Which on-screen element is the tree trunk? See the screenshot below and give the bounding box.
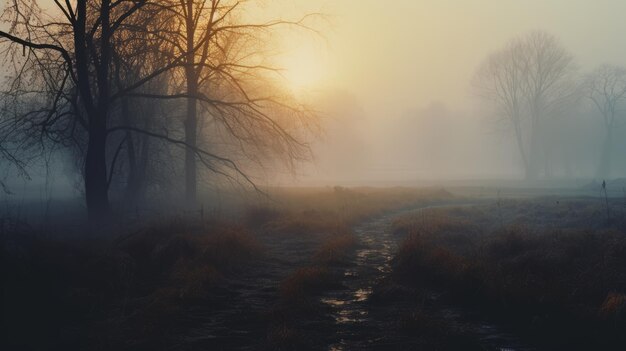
[124,130,151,205]
[597,129,613,179]
[124,128,141,204]
[85,120,110,221]
[527,113,541,180]
[512,119,530,180]
[184,0,198,206]
[122,97,142,205]
[137,134,150,200]
[185,79,198,205]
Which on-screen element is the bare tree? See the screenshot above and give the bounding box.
[474,39,530,176]
[474,31,578,179]
[140,0,318,205]
[0,0,319,219]
[586,64,626,179]
[521,32,579,178]
[108,4,178,205]
[0,0,206,218]
[0,0,162,220]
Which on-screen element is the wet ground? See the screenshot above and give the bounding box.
[172,202,537,350]
[172,233,324,350]
[320,204,534,350]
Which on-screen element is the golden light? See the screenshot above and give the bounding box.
[279,40,329,94]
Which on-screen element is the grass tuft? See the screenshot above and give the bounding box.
[279,267,337,301]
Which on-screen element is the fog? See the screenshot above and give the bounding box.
[262,0,626,185]
[6,2,626,349]
[4,0,626,203]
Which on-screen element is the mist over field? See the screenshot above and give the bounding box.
[2,1,626,350]
[4,0,626,198]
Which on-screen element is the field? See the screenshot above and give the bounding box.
[390,196,626,350]
[2,187,626,350]
[1,187,448,350]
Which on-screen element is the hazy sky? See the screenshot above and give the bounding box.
[6,0,626,188]
[260,0,626,182]
[266,0,626,115]
[21,0,626,113]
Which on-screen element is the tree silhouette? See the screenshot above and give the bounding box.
[0,0,319,220]
[586,64,626,179]
[474,31,578,179]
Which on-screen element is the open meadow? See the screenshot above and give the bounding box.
[4,187,625,350]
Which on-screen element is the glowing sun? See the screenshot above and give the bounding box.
[280,40,329,93]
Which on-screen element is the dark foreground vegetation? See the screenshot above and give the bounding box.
[2,187,448,350]
[4,188,626,350]
[391,197,626,350]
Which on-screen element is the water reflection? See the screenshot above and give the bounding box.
[322,204,534,350]
[321,298,348,306]
[354,288,371,301]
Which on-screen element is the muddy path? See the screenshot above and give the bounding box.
[169,201,536,350]
[320,202,536,350]
[171,232,325,350]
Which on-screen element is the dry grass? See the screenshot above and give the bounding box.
[278,229,356,302]
[600,292,626,320]
[249,186,452,235]
[266,323,309,350]
[271,187,450,298]
[393,200,626,348]
[279,266,338,301]
[2,218,261,349]
[398,307,485,351]
[2,186,455,349]
[266,187,455,348]
[312,228,357,265]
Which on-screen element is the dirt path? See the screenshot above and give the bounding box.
[321,203,535,350]
[170,202,536,350]
[173,234,323,350]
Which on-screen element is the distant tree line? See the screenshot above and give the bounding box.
[474,31,626,180]
[0,0,318,220]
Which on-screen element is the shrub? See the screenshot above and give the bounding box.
[313,229,357,265]
[600,292,626,321]
[279,267,337,301]
[392,201,626,348]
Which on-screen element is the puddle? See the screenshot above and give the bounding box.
[321,298,348,306]
[320,203,536,350]
[171,201,535,350]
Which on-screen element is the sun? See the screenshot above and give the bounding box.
[280,40,328,93]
